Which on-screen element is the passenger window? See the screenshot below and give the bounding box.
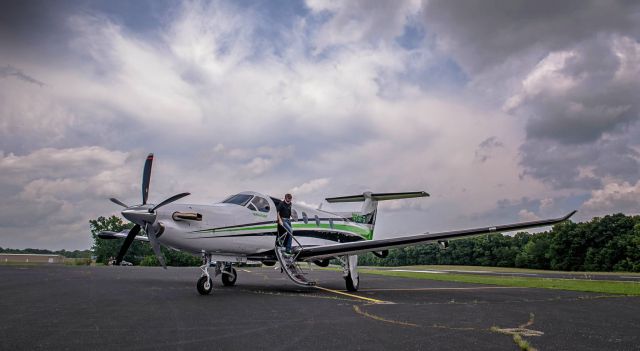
[250,196,271,213]
[302,212,308,224]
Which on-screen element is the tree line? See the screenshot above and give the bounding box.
[359,213,640,272]
[7,213,640,272]
[0,247,92,258]
[90,215,201,266]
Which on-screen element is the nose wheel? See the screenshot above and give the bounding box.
[197,276,213,295]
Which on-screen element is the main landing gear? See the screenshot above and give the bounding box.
[197,253,238,295]
[340,255,360,292]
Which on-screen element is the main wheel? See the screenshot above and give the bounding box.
[221,267,237,286]
[345,272,359,292]
[197,276,213,295]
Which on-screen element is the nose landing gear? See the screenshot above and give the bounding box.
[197,253,239,295]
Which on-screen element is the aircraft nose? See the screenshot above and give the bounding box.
[121,206,156,226]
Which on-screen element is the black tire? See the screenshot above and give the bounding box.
[221,267,237,286]
[345,272,359,292]
[197,276,213,295]
[262,261,276,267]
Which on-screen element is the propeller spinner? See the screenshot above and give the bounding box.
[110,153,190,268]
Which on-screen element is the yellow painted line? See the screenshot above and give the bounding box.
[314,286,392,304]
[360,287,525,292]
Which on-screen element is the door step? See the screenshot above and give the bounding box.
[275,248,316,287]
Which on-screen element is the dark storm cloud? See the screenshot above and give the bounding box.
[0,0,75,54]
[0,0,172,59]
[422,0,640,192]
[520,135,640,190]
[422,0,640,74]
[521,37,640,144]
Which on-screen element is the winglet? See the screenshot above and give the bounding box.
[562,210,578,221]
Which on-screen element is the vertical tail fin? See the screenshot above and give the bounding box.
[325,191,429,236]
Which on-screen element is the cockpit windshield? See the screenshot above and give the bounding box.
[221,194,253,206]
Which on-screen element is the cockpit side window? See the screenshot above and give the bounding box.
[222,194,253,206]
[250,196,271,213]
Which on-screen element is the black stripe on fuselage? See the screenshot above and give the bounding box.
[190,230,365,243]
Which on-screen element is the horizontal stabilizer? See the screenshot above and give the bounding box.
[325,191,429,203]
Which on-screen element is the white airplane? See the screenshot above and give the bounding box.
[99,154,576,294]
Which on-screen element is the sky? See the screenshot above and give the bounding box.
[1,0,639,250]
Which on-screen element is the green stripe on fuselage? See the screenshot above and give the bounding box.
[190,221,373,240]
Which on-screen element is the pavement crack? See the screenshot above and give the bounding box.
[352,304,419,327]
[490,313,543,351]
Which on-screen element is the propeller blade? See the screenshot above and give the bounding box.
[110,197,129,208]
[151,192,191,212]
[142,153,153,205]
[115,224,141,265]
[146,224,166,269]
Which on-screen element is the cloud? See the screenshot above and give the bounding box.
[518,209,540,222]
[474,136,504,162]
[508,36,640,144]
[0,65,44,86]
[422,1,640,195]
[583,180,640,216]
[0,0,638,250]
[306,0,421,52]
[422,0,640,75]
[0,147,137,249]
[290,178,330,195]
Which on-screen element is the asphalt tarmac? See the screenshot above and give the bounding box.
[1,265,638,350]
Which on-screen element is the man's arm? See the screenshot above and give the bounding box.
[276,202,283,225]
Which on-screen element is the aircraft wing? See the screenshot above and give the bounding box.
[295,210,577,260]
[98,230,149,242]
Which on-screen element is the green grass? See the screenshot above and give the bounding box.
[364,264,640,276]
[358,269,640,296]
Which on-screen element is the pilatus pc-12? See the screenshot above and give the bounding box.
[99,153,576,294]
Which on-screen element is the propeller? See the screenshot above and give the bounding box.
[142,153,153,205]
[108,153,190,268]
[115,224,141,265]
[146,224,167,268]
[110,198,128,208]
[152,192,191,212]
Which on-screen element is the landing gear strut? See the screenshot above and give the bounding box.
[197,253,213,295]
[341,255,359,292]
[197,253,239,294]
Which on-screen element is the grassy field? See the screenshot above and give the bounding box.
[357,268,640,296]
[365,264,640,276]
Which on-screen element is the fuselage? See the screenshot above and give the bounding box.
[153,191,373,260]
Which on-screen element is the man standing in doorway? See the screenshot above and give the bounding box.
[277,193,293,255]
